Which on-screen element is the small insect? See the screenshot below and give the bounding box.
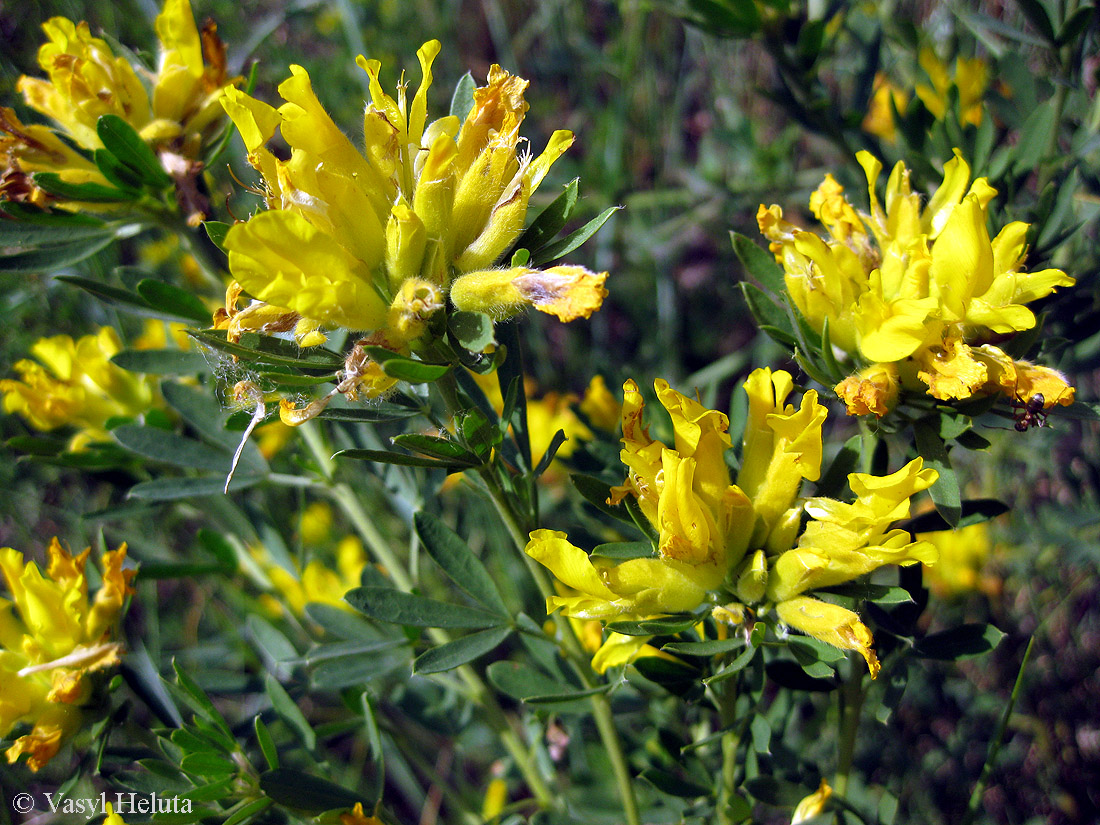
[1012,392,1047,432]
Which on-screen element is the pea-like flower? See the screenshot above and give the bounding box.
[220,41,607,351]
[758,150,1075,416]
[1,327,160,451]
[0,538,135,771]
[526,368,938,676]
[0,0,233,209]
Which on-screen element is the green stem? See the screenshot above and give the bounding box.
[474,468,641,825]
[715,677,741,825]
[833,657,866,798]
[297,421,554,808]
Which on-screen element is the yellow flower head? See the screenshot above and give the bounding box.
[916,48,989,127]
[254,536,367,617]
[526,369,938,676]
[1,538,135,770]
[1,327,160,450]
[1,0,234,201]
[919,521,1000,598]
[221,41,604,347]
[759,150,1075,414]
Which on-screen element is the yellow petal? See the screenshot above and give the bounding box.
[776,597,880,678]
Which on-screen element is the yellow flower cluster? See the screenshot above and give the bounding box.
[0,0,233,207]
[1,327,160,450]
[526,368,938,676]
[1,539,135,771]
[218,40,607,362]
[863,49,990,141]
[758,150,1075,417]
[252,535,368,618]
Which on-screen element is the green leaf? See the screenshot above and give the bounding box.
[54,276,174,321]
[913,623,1006,661]
[1013,102,1058,174]
[661,638,745,656]
[136,279,211,323]
[739,283,797,348]
[128,475,262,500]
[640,767,711,798]
[570,473,632,523]
[731,231,785,294]
[487,660,575,701]
[606,615,698,636]
[180,752,237,777]
[898,498,1009,533]
[258,768,364,812]
[222,798,275,825]
[816,434,860,498]
[1057,5,1094,45]
[914,419,961,527]
[0,211,109,245]
[530,205,620,266]
[449,310,497,353]
[590,541,655,560]
[189,329,344,370]
[97,113,173,186]
[819,582,913,606]
[514,178,579,253]
[0,234,116,273]
[704,640,760,685]
[248,614,298,665]
[32,171,131,203]
[162,382,242,452]
[358,692,384,803]
[333,448,473,470]
[265,674,316,750]
[313,404,421,423]
[413,626,513,674]
[303,604,383,640]
[414,511,508,614]
[111,348,212,375]
[1015,0,1056,40]
[112,424,247,474]
[204,220,230,251]
[172,661,233,737]
[379,358,450,383]
[750,715,772,755]
[254,716,279,770]
[392,433,481,465]
[449,71,477,121]
[345,587,507,629]
[94,148,143,192]
[765,659,838,692]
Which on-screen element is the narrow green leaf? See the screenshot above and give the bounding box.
[750,715,772,755]
[112,425,232,472]
[0,213,109,245]
[913,623,1006,661]
[524,684,612,704]
[180,752,237,777]
[94,148,143,192]
[661,638,745,656]
[914,419,961,527]
[128,475,262,500]
[204,220,230,251]
[248,615,298,665]
[32,171,131,202]
[449,72,477,121]
[189,329,344,370]
[740,283,796,346]
[172,661,232,736]
[704,641,759,685]
[732,231,785,294]
[254,716,279,770]
[379,359,450,383]
[570,473,632,523]
[487,661,573,701]
[359,692,384,803]
[392,433,481,464]
[313,404,421,423]
[531,429,567,479]
[414,511,508,614]
[137,279,211,323]
[258,768,364,812]
[265,674,316,750]
[590,541,655,560]
[606,615,698,636]
[413,626,512,674]
[111,348,212,375]
[1057,5,1094,45]
[514,178,579,253]
[97,113,173,186]
[640,767,711,798]
[333,448,473,470]
[346,586,506,629]
[530,205,620,265]
[1016,0,1055,40]
[0,234,116,273]
[221,798,274,825]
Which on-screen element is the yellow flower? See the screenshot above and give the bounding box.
[526,369,938,675]
[221,42,604,353]
[791,779,832,824]
[339,802,383,825]
[1,327,160,450]
[759,150,1075,414]
[104,804,127,825]
[254,536,367,617]
[862,73,907,141]
[1,0,234,206]
[1,538,135,771]
[919,521,1000,597]
[916,48,989,127]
